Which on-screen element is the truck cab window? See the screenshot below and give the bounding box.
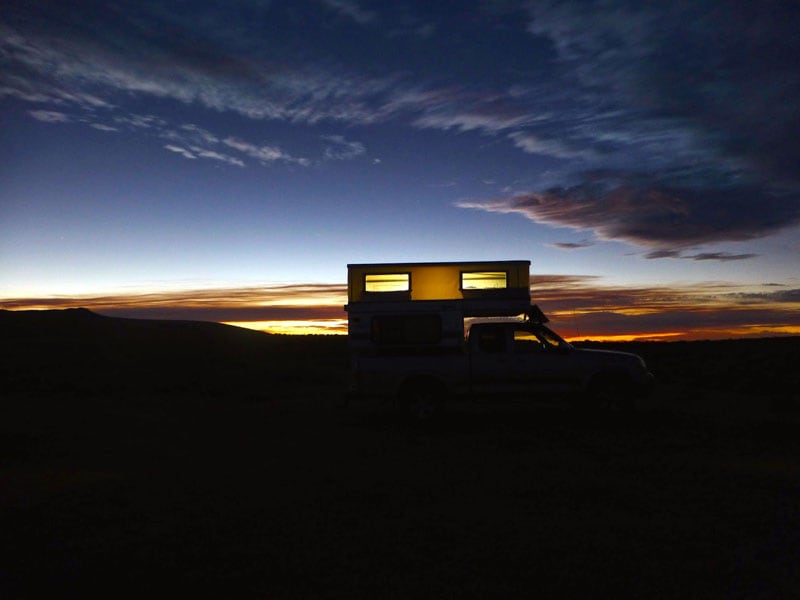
[537,326,569,350]
[476,327,506,353]
[514,330,545,353]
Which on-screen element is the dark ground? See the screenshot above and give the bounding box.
[2,309,799,598]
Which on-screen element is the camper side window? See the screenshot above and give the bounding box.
[365,273,410,293]
[461,271,507,290]
[371,315,441,345]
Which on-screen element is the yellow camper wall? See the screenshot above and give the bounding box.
[347,261,530,303]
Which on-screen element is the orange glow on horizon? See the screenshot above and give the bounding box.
[561,324,800,342]
[224,319,347,335]
[3,275,798,341]
[563,332,684,342]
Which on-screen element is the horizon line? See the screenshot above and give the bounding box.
[3,273,800,342]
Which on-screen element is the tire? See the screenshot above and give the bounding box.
[588,376,636,413]
[402,381,444,421]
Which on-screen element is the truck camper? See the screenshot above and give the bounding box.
[346,260,532,354]
[345,260,653,418]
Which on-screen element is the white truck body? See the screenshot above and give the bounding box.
[345,261,653,415]
[352,320,653,407]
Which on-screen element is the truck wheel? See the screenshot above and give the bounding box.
[589,377,635,413]
[403,382,443,421]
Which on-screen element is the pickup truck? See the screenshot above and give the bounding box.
[350,319,654,418]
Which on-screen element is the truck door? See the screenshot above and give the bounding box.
[468,324,516,395]
[511,327,576,395]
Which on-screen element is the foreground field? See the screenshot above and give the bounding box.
[2,310,799,597]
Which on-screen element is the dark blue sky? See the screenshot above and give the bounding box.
[2,0,799,337]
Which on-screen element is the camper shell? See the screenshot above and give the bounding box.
[346,260,531,304]
[345,260,533,354]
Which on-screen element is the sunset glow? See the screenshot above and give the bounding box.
[3,274,799,341]
[224,319,347,336]
[564,333,684,343]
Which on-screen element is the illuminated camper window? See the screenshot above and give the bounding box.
[364,273,410,293]
[461,271,507,290]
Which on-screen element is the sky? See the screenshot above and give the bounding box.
[1,0,799,340]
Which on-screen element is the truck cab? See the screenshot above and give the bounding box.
[467,320,653,407]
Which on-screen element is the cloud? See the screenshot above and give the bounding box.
[322,135,365,160]
[432,1,796,254]
[179,123,219,144]
[522,3,800,190]
[0,2,713,155]
[3,1,798,164]
[222,137,309,166]
[644,249,682,260]
[114,114,167,130]
[1,13,403,126]
[221,138,281,161]
[409,22,436,38]
[526,274,800,340]
[28,109,70,122]
[163,129,306,167]
[761,288,800,303]
[457,174,800,250]
[188,146,245,167]
[164,141,244,167]
[644,250,758,261]
[23,90,305,167]
[321,0,376,25]
[550,240,593,251]
[686,252,758,262]
[164,144,196,159]
[412,102,532,134]
[509,131,588,159]
[0,283,348,324]
[89,123,118,132]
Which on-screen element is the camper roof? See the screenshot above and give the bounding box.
[347,260,530,268]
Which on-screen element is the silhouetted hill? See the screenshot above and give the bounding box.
[0,308,348,397]
[0,307,266,341]
[2,308,798,409]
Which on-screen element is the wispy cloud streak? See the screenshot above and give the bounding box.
[321,0,376,25]
[530,275,800,340]
[322,135,365,160]
[0,283,347,324]
[28,109,70,122]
